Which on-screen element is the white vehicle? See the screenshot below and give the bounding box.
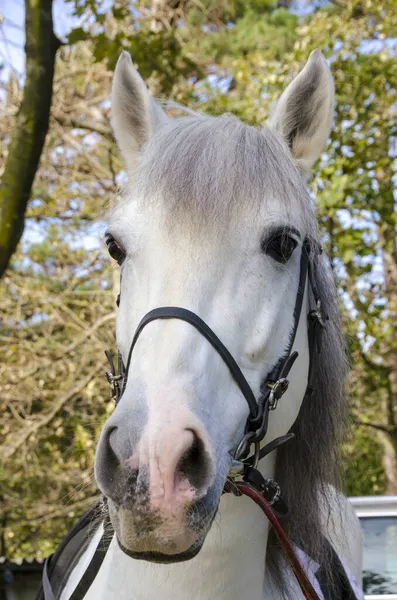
[350,496,397,600]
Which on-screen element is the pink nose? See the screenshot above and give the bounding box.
[129,425,213,512]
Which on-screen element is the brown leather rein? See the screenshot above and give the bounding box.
[231,481,321,600]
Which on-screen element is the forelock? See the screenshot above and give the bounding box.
[132,115,312,228]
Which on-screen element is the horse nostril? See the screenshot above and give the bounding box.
[96,425,120,490]
[176,429,212,494]
[107,426,119,458]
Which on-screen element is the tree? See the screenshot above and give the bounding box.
[0,0,304,560]
[0,0,60,277]
[0,44,118,558]
[1,0,396,561]
[290,0,397,493]
[198,0,397,494]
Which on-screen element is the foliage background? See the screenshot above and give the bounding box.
[0,0,396,559]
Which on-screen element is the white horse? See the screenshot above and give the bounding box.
[47,50,364,600]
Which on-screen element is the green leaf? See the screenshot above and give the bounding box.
[68,27,87,45]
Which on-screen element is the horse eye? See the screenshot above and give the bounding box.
[105,234,126,265]
[262,234,297,264]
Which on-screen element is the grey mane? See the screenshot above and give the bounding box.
[125,114,348,592]
[270,245,347,594]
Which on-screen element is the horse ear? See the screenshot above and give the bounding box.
[269,49,334,172]
[111,51,169,173]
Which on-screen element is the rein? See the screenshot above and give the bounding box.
[232,481,322,600]
[104,236,326,600]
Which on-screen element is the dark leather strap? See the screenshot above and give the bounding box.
[118,238,313,422]
[305,258,327,399]
[106,236,325,465]
[68,530,111,600]
[287,240,310,355]
[42,556,55,600]
[36,502,104,600]
[39,522,112,600]
[122,306,259,419]
[258,241,309,393]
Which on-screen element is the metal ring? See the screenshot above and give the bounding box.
[233,432,255,462]
[251,442,260,469]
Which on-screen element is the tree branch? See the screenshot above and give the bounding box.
[3,365,103,460]
[18,311,115,381]
[353,419,391,434]
[60,312,115,357]
[53,115,114,142]
[7,496,100,528]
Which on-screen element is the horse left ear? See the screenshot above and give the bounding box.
[269,49,334,172]
[111,51,169,174]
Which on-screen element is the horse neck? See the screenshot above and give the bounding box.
[85,454,276,600]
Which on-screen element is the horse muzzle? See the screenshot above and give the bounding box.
[95,409,219,558]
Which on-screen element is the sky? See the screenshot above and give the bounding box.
[0,0,25,79]
[0,0,81,81]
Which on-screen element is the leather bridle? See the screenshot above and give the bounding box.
[105,236,325,478]
[104,236,327,600]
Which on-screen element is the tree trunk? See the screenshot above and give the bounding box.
[379,157,397,493]
[0,0,60,277]
[382,432,397,494]
[384,239,397,444]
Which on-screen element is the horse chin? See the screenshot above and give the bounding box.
[116,536,205,563]
[107,498,218,563]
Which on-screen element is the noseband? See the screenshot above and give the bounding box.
[105,237,326,486]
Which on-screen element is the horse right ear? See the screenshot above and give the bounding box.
[111,52,169,173]
[268,50,334,173]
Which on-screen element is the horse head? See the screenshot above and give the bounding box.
[94,49,337,562]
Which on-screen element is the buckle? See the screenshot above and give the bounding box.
[309,299,326,328]
[263,477,281,506]
[243,467,281,506]
[266,377,289,410]
[105,371,123,400]
[104,349,124,401]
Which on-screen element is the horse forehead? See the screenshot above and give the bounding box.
[108,118,309,243]
[114,191,305,248]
